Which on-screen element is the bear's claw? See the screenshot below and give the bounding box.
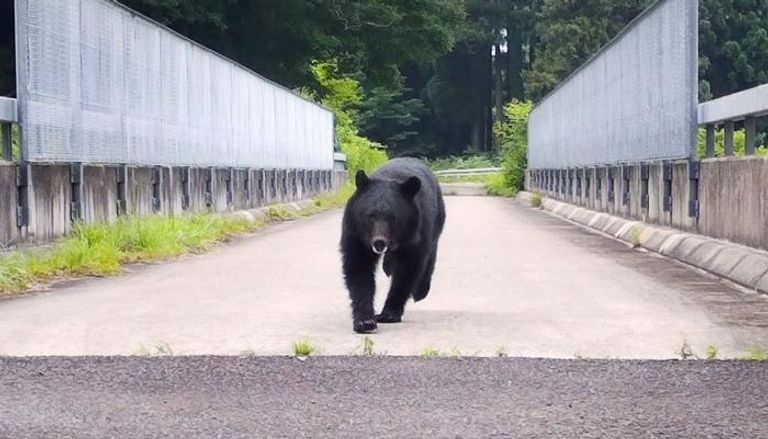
[353,319,378,333]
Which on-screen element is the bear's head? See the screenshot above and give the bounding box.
[349,170,422,255]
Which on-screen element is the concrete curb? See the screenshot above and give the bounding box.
[519,191,768,295]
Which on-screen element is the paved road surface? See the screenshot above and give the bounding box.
[1,356,766,438]
[0,196,767,358]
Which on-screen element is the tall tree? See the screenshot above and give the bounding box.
[699,0,768,100]
[524,0,651,101]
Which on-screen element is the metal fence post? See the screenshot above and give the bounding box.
[688,160,700,219]
[16,164,30,228]
[70,163,84,222]
[117,165,128,215]
[662,162,673,213]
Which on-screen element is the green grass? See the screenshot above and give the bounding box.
[529,191,542,208]
[359,335,375,356]
[740,345,767,361]
[705,345,719,360]
[420,347,442,358]
[0,187,353,297]
[292,339,317,357]
[485,173,518,197]
[437,174,496,184]
[629,225,643,248]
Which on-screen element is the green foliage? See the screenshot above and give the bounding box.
[700,0,768,100]
[292,338,317,357]
[705,345,719,360]
[307,61,388,176]
[529,191,542,208]
[420,347,441,358]
[525,0,651,101]
[493,100,533,193]
[0,190,352,296]
[696,127,768,158]
[486,173,518,197]
[360,336,375,356]
[740,345,766,361]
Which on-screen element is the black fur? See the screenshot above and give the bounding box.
[341,158,446,333]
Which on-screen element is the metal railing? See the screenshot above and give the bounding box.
[434,167,501,177]
[527,0,699,169]
[699,84,768,157]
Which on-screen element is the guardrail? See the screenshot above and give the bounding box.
[434,167,501,177]
[699,84,768,157]
[0,97,17,161]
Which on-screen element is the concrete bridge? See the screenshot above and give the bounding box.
[3,0,768,436]
[1,192,768,437]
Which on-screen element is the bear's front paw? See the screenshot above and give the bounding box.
[375,309,402,323]
[353,319,378,334]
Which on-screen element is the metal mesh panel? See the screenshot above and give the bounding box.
[527,0,698,169]
[15,0,335,169]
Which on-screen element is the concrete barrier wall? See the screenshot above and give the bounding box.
[0,164,19,246]
[527,156,768,251]
[699,156,768,250]
[0,164,346,245]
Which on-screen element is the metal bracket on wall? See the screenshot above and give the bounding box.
[70,162,83,222]
[607,166,615,203]
[151,166,162,212]
[576,169,582,198]
[226,168,234,206]
[205,168,213,208]
[622,164,631,206]
[16,164,30,227]
[640,164,650,209]
[116,165,128,215]
[595,167,603,200]
[662,162,673,212]
[244,169,251,203]
[688,160,700,219]
[180,167,190,210]
[584,168,591,198]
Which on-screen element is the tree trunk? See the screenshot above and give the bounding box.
[494,42,505,124]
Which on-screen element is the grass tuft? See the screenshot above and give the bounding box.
[629,225,643,248]
[740,345,767,361]
[530,191,543,208]
[0,187,353,297]
[420,347,441,358]
[292,339,317,357]
[359,335,375,356]
[678,340,697,360]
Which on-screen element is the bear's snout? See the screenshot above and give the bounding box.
[371,237,389,255]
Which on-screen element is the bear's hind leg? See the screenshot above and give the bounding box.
[412,247,437,302]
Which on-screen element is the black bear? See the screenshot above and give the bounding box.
[340,158,446,333]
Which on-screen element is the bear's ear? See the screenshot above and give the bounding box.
[355,170,369,190]
[400,176,421,198]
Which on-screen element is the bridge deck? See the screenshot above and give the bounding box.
[0,196,767,358]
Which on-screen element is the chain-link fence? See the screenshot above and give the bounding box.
[527,0,698,169]
[15,0,335,169]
